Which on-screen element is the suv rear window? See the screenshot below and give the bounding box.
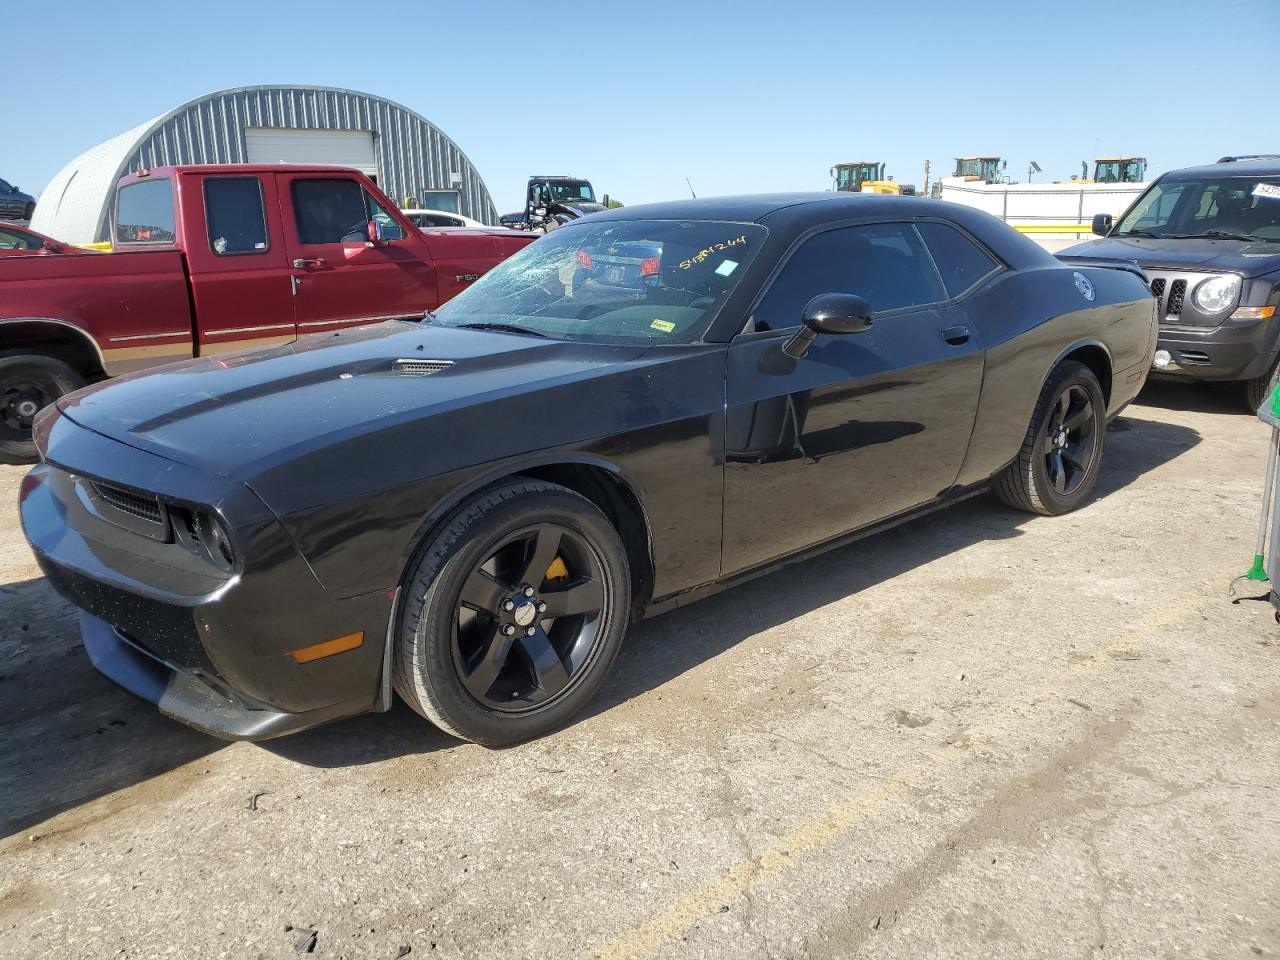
[204,177,268,255]
[116,179,175,244]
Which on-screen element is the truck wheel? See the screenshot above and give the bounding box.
[393,478,630,746]
[1244,358,1280,413]
[0,353,85,465]
[996,360,1106,516]
[22,203,35,221]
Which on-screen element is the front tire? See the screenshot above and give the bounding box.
[996,360,1106,516]
[0,352,85,465]
[393,479,630,746]
[1244,357,1280,413]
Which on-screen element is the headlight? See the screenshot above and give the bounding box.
[1192,274,1241,314]
[171,505,237,572]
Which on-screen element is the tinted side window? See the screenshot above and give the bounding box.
[292,178,369,244]
[205,177,268,255]
[916,221,999,297]
[753,223,944,329]
[116,179,175,244]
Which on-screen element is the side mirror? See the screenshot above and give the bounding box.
[41,238,64,253]
[1092,213,1113,237]
[782,293,873,359]
[367,219,381,243]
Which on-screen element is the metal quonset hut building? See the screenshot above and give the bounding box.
[31,84,498,244]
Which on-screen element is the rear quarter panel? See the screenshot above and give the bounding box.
[955,264,1156,487]
[0,251,195,374]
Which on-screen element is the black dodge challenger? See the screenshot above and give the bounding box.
[20,194,1157,746]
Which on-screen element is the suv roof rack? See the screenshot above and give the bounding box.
[1217,154,1280,163]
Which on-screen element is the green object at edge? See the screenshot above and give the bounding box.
[1246,553,1269,582]
[1271,382,1280,418]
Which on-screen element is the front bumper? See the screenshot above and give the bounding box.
[1155,316,1280,383]
[20,410,395,740]
[78,611,370,740]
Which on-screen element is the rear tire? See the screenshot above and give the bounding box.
[0,352,85,465]
[393,479,630,746]
[996,361,1106,516]
[1244,357,1280,413]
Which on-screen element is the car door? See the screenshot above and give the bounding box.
[183,173,298,355]
[278,173,437,334]
[721,221,985,575]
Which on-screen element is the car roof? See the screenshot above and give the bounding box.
[1162,158,1280,180]
[588,192,935,225]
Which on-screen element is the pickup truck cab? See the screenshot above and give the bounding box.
[0,164,535,462]
[1063,156,1280,410]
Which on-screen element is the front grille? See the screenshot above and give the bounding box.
[395,359,454,376]
[1146,269,1227,327]
[91,482,163,524]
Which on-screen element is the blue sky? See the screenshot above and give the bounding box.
[5,0,1278,215]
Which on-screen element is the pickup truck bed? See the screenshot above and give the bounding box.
[0,164,535,462]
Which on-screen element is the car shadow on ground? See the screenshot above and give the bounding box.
[268,411,1203,769]
[0,412,1205,826]
[1137,378,1254,419]
[0,577,224,838]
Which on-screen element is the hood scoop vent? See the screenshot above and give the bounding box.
[394,358,455,377]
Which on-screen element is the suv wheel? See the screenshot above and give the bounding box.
[1244,358,1280,413]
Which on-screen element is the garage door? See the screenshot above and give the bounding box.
[244,128,378,178]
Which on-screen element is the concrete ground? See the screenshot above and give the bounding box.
[2,380,1278,960]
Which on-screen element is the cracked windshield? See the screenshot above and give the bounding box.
[431,219,767,343]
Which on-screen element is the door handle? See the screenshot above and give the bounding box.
[942,324,971,346]
[292,257,327,269]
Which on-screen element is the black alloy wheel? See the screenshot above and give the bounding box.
[453,523,609,712]
[997,360,1106,516]
[393,478,630,746]
[1041,383,1098,498]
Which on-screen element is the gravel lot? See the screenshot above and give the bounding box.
[2,381,1278,960]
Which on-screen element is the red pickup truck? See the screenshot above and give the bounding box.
[0,164,535,463]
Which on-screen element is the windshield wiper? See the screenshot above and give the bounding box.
[1168,231,1262,242]
[1117,229,1164,238]
[453,322,555,339]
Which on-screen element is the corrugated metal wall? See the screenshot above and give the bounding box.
[118,86,497,230]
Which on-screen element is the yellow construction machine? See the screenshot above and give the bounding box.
[831,161,916,196]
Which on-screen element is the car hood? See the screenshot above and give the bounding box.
[560,201,607,218]
[1060,236,1280,278]
[56,321,650,480]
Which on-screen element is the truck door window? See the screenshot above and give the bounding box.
[116,178,175,244]
[292,178,370,244]
[204,177,269,255]
[364,191,406,241]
